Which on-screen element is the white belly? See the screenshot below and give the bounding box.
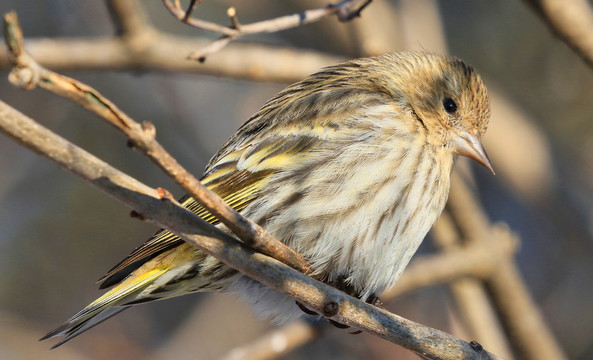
[233,140,453,322]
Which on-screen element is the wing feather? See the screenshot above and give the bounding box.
[96,136,318,289]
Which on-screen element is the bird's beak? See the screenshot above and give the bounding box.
[453,131,495,175]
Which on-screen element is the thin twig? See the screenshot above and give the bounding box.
[0,0,346,82]
[189,35,236,63]
[0,0,345,82]
[162,0,372,61]
[227,7,241,31]
[183,0,205,22]
[0,100,502,360]
[3,11,311,275]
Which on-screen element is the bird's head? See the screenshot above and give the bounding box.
[368,52,494,174]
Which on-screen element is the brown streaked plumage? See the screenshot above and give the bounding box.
[42,51,492,348]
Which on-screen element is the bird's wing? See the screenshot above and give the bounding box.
[98,134,321,289]
[96,72,365,290]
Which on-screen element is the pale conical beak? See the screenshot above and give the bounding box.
[453,131,495,175]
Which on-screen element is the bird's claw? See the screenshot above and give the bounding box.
[295,301,318,316]
[367,293,384,309]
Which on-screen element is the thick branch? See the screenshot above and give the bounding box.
[220,219,519,360]
[447,173,567,360]
[523,0,593,69]
[3,11,310,275]
[0,100,502,360]
[0,35,342,82]
[106,0,152,37]
[0,1,345,82]
[431,211,515,360]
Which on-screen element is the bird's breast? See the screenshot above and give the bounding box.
[244,134,454,300]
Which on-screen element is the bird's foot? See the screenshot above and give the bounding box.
[295,301,318,316]
[367,293,384,309]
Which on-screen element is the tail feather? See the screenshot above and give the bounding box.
[42,306,130,349]
[41,267,168,348]
[41,243,231,348]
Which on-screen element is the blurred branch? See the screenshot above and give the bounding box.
[384,228,517,297]
[3,11,311,275]
[220,223,519,360]
[0,100,501,360]
[0,0,345,82]
[432,211,515,360]
[0,35,343,82]
[106,0,153,37]
[448,173,568,360]
[396,2,566,359]
[161,0,372,61]
[217,214,517,360]
[221,322,319,360]
[522,0,593,69]
[348,0,403,56]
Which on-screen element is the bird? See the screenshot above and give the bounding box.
[41,51,492,348]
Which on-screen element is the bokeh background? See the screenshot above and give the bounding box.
[0,1,592,359]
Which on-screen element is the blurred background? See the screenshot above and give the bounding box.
[0,1,592,359]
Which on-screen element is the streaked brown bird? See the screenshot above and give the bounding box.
[42,51,492,348]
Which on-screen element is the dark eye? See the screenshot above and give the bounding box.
[443,98,457,114]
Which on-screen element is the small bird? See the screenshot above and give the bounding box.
[42,51,492,348]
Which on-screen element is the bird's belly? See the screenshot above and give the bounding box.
[306,191,445,300]
[250,171,449,301]
[235,142,453,320]
[229,186,448,324]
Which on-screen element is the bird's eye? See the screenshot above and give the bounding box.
[443,98,457,114]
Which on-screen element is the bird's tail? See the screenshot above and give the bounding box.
[41,239,236,349]
[40,267,169,349]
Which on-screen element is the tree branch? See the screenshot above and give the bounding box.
[221,321,319,360]
[220,218,519,360]
[106,0,153,37]
[447,172,568,360]
[0,99,502,360]
[522,0,593,69]
[0,34,343,82]
[0,1,347,83]
[385,225,518,298]
[3,11,311,275]
[161,0,372,61]
[1,10,506,358]
[431,211,515,360]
